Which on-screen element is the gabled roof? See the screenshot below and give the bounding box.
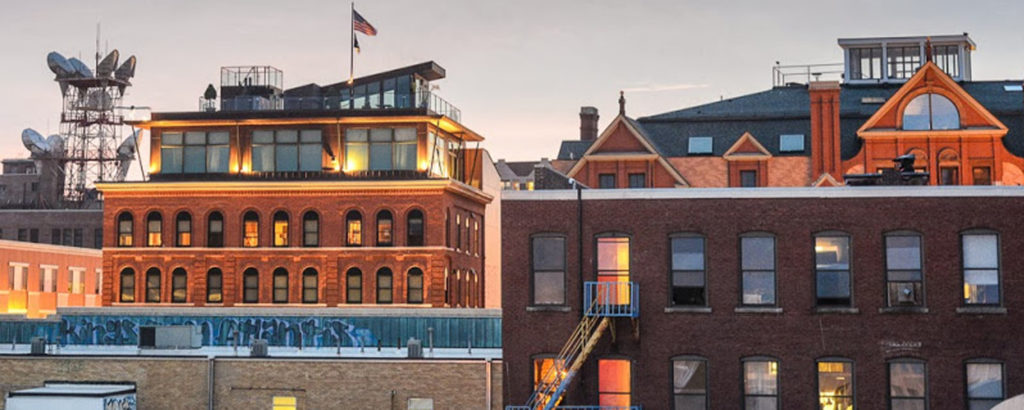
[723,132,772,160]
[556,140,595,160]
[566,115,689,186]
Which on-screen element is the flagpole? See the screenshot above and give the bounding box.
[349,2,354,84]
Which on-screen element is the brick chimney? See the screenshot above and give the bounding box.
[809,81,841,182]
[580,106,599,141]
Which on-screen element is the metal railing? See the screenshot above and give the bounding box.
[583,281,639,318]
[772,63,844,87]
[508,406,642,410]
[208,90,461,122]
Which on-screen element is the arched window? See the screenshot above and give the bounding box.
[273,268,289,303]
[346,210,362,246]
[206,268,223,303]
[906,148,928,173]
[938,149,960,185]
[119,267,135,302]
[242,268,259,303]
[346,268,362,304]
[273,211,289,247]
[145,267,161,303]
[672,356,709,407]
[117,212,133,247]
[207,212,224,247]
[302,268,318,303]
[171,267,187,303]
[302,211,319,247]
[376,210,393,246]
[376,267,393,304]
[407,268,424,304]
[175,212,192,247]
[407,210,424,246]
[146,212,162,247]
[242,211,259,248]
[903,93,960,130]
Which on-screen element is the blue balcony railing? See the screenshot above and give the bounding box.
[583,281,638,318]
[507,406,642,410]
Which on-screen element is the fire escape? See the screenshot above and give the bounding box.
[508,281,640,410]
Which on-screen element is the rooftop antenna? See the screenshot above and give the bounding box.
[95,22,101,70]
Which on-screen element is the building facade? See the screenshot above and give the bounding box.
[503,187,1022,409]
[98,62,498,308]
[0,239,102,318]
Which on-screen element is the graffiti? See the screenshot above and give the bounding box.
[104,394,137,410]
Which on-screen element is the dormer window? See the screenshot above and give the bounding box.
[903,93,960,131]
[688,137,713,155]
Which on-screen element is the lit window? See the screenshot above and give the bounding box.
[171,268,187,303]
[888,360,926,409]
[818,361,854,409]
[599,174,616,189]
[345,128,417,172]
[599,359,631,407]
[243,268,259,303]
[70,268,85,294]
[302,212,319,247]
[672,357,708,409]
[242,211,259,247]
[7,263,28,291]
[377,268,393,304]
[531,235,566,306]
[885,233,924,307]
[815,235,852,307]
[207,212,224,247]
[346,268,362,304]
[779,134,805,152]
[903,93,960,131]
[273,268,289,303]
[966,362,1004,409]
[302,268,318,304]
[39,265,56,293]
[741,236,776,306]
[146,212,162,247]
[346,211,362,246]
[376,210,393,246]
[145,267,161,303]
[272,396,296,410]
[688,137,713,155]
[670,235,706,307]
[206,268,223,303]
[119,268,135,303]
[273,211,289,247]
[407,210,425,246]
[117,212,133,247]
[743,358,779,409]
[407,268,424,304]
[533,356,566,390]
[597,236,630,304]
[175,212,192,247]
[962,233,1000,305]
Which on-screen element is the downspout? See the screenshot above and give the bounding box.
[208,357,216,410]
[485,358,493,409]
[575,183,585,403]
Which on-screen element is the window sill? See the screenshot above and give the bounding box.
[814,307,860,314]
[664,306,712,314]
[734,307,783,314]
[878,307,930,314]
[956,306,1007,315]
[527,306,571,313]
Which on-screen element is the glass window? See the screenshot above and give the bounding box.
[888,45,922,80]
[903,93,960,131]
[302,211,319,247]
[166,131,229,174]
[972,167,992,186]
[243,268,259,303]
[302,268,318,304]
[396,75,412,108]
[966,362,1004,410]
[532,235,566,306]
[160,132,183,174]
[119,268,135,303]
[597,236,630,305]
[849,47,882,80]
[382,78,396,108]
[365,128,417,171]
[275,130,299,172]
[207,132,230,173]
[886,234,924,307]
[740,170,758,188]
[533,356,567,390]
[171,268,187,303]
[818,361,854,410]
[344,129,369,172]
[117,212,133,247]
[145,267,161,303]
[353,84,366,108]
[273,268,288,303]
[741,236,776,306]
[889,360,926,410]
[815,235,851,307]
[671,235,706,306]
[628,173,646,188]
[206,268,223,303]
[184,132,207,173]
[252,130,321,172]
[932,45,961,78]
[367,81,381,108]
[370,129,393,171]
[688,137,713,154]
[207,212,224,247]
[779,134,805,152]
[176,212,192,247]
[252,131,274,172]
[407,210,424,246]
[673,357,708,410]
[407,268,424,304]
[146,213,162,247]
[940,167,959,185]
[963,233,1000,305]
[599,174,616,189]
[376,210,393,246]
[744,359,779,410]
[377,268,393,304]
[599,359,631,407]
[346,268,362,304]
[346,211,362,246]
[273,211,289,247]
[298,130,322,172]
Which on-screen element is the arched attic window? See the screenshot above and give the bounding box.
[903,93,960,131]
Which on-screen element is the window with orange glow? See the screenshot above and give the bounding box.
[599,359,631,407]
[145,268,161,303]
[376,210,393,246]
[146,212,162,247]
[273,211,289,247]
[119,268,135,303]
[818,361,853,410]
[176,212,192,247]
[533,356,567,389]
[346,211,363,246]
[117,212,133,247]
[243,211,259,248]
[597,236,630,304]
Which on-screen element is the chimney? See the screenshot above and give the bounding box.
[809,81,842,183]
[579,106,599,141]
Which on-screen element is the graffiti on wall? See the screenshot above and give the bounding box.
[104,394,137,410]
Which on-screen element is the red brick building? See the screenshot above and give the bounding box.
[98,62,497,308]
[0,239,102,318]
[502,187,1022,409]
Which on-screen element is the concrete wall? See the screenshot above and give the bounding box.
[0,356,503,410]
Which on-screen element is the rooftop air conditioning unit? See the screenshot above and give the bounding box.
[407,338,423,359]
[250,339,269,357]
[897,283,918,305]
[29,337,46,355]
[138,325,202,349]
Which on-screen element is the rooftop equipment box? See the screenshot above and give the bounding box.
[5,382,136,410]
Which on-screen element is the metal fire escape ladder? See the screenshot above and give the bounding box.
[524,299,611,410]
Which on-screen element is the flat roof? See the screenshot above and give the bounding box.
[1,344,502,360]
[838,33,975,48]
[8,383,135,397]
[502,186,1024,201]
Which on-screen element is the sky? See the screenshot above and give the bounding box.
[2,0,1024,170]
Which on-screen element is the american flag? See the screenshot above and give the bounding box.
[353,10,377,36]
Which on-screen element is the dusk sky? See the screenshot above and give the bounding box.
[2,0,1023,169]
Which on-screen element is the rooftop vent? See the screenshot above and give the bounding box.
[861,97,886,104]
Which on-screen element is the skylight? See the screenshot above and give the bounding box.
[688,137,713,155]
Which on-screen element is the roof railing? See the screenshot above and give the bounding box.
[772,63,844,87]
[204,90,461,122]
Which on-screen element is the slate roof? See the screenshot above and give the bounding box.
[556,140,594,160]
[556,80,1024,161]
[503,161,539,178]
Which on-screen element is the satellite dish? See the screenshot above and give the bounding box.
[21,128,50,156]
[96,49,119,78]
[45,134,64,154]
[67,57,93,78]
[114,55,136,81]
[46,52,74,78]
[116,133,137,159]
